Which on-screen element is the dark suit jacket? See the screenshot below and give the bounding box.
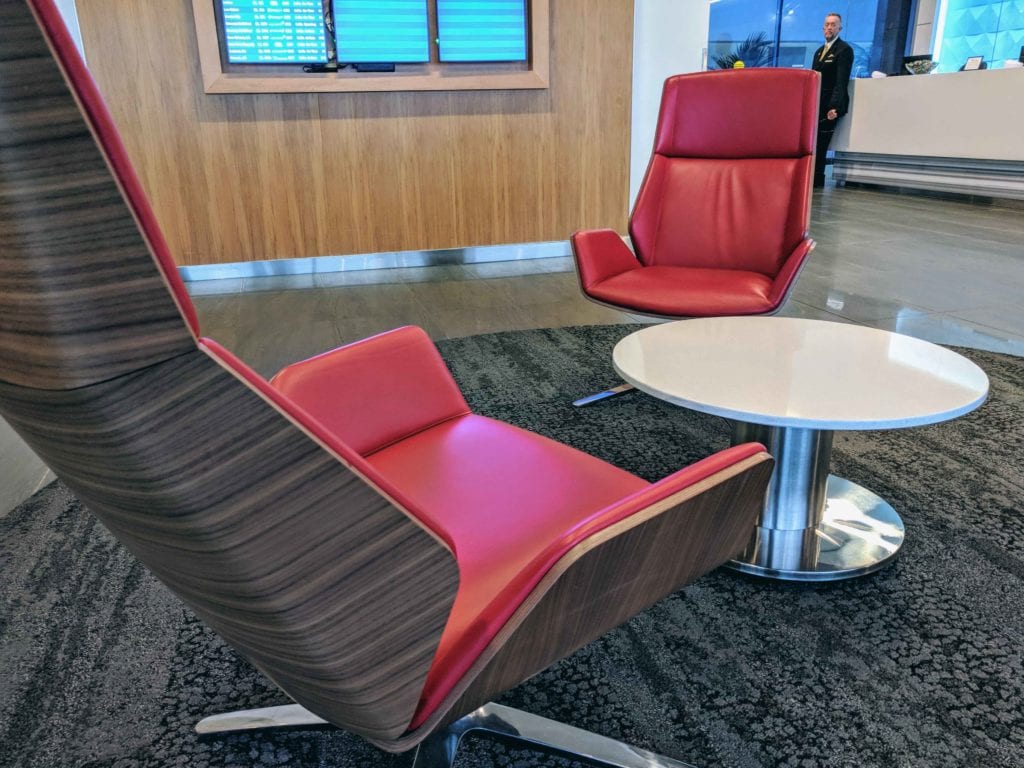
[812,37,854,119]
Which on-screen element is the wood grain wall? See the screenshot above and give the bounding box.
[75,0,634,266]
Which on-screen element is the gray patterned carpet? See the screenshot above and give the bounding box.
[1,324,1022,768]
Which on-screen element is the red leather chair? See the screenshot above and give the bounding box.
[571,68,819,406]
[0,2,773,765]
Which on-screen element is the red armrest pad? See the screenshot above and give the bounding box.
[768,237,814,307]
[564,442,767,544]
[270,326,471,457]
[571,229,641,292]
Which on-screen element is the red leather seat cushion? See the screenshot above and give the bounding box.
[204,334,765,731]
[587,265,776,316]
[366,413,648,727]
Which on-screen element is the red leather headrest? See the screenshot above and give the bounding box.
[653,69,819,159]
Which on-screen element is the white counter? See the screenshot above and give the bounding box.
[831,68,1024,199]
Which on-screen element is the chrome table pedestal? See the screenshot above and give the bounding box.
[726,423,904,581]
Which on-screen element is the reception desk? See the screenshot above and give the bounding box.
[831,68,1024,199]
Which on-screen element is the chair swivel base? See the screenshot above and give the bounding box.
[195,703,327,733]
[196,702,698,767]
[573,383,636,407]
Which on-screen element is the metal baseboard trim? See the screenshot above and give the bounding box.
[179,241,572,282]
[833,152,1024,202]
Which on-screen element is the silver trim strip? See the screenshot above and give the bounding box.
[180,241,572,282]
[833,152,1024,201]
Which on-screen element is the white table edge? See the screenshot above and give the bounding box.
[613,361,991,430]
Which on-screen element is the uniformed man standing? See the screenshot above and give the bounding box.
[811,13,853,187]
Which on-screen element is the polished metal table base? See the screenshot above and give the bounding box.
[728,423,904,582]
[727,475,905,581]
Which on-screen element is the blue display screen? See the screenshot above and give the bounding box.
[334,0,430,63]
[221,0,328,64]
[437,0,528,62]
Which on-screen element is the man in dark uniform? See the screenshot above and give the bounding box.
[811,13,854,187]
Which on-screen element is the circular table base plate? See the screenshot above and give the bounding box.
[726,475,905,582]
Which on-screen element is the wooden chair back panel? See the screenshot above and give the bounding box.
[0,347,459,741]
[0,0,195,390]
[1,0,462,741]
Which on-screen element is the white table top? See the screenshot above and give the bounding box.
[613,317,989,429]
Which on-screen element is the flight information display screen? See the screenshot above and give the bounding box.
[220,0,329,64]
[333,0,430,64]
[437,0,527,62]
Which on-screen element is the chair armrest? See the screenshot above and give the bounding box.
[452,445,772,725]
[557,442,769,546]
[271,326,470,456]
[571,229,641,292]
[392,443,773,747]
[768,237,815,308]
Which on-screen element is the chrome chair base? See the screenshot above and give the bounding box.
[196,702,697,767]
[572,383,636,407]
[195,703,327,733]
[411,703,698,768]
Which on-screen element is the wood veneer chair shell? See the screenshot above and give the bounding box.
[0,0,458,740]
[0,0,196,390]
[0,0,775,762]
[0,346,462,742]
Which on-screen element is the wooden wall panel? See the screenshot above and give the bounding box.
[76,0,633,266]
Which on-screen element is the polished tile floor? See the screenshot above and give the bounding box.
[189,186,1024,377]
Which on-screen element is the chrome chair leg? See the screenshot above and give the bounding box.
[195,701,697,767]
[194,704,326,734]
[572,383,636,407]
[411,702,699,768]
[410,728,461,767]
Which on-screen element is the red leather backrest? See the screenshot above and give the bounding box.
[630,69,818,276]
[653,69,818,159]
[632,155,812,273]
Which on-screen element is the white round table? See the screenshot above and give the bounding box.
[613,317,990,581]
